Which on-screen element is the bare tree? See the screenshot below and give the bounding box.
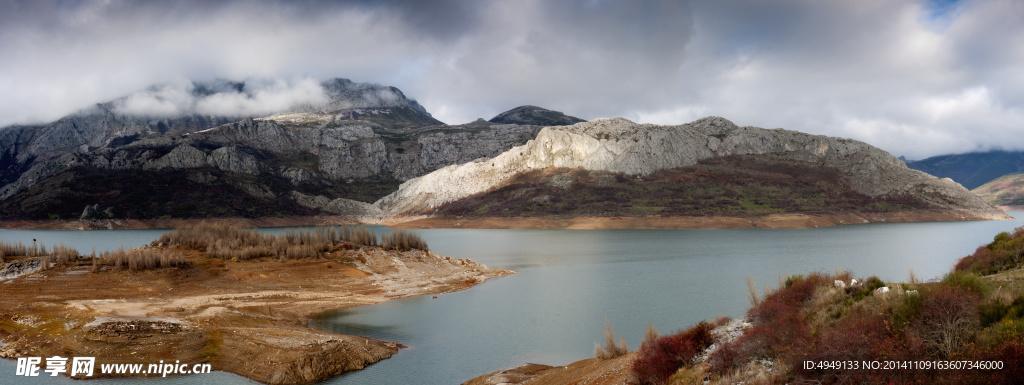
[913,287,979,357]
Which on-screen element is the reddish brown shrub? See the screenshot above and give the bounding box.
[706,337,745,375]
[631,321,714,385]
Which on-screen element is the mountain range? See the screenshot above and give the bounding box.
[0,78,1008,226]
[0,79,564,220]
[904,150,1024,190]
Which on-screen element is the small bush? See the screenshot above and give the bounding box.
[941,270,991,296]
[980,296,1024,328]
[631,321,714,385]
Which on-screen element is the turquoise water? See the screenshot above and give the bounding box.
[1,214,1022,384]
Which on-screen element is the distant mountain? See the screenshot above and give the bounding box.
[905,151,1024,190]
[0,78,546,221]
[488,106,585,126]
[376,117,1008,227]
[972,173,1024,208]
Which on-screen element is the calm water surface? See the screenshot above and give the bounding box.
[1,214,1022,384]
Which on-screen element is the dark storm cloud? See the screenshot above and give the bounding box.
[1,0,1022,159]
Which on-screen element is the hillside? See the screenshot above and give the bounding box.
[972,172,1024,209]
[905,150,1024,190]
[0,80,550,221]
[488,105,585,126]
[377,117,1009,227]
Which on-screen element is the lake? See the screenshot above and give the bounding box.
[1,213,1022,384]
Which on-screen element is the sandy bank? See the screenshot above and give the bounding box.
[0,247,512,384]
[389,210,1013,230]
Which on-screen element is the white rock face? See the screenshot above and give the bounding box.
[375,116,1008,220]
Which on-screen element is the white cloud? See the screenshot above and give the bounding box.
[194,78,328,117]
[1,0,1023,159]
[111,77,329,118]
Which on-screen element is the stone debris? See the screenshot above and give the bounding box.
[0,257,44,281]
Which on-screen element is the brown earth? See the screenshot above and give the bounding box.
[0,247,512,384]
[388,210,1009,230]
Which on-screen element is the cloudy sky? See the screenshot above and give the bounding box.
[1,0,1022,159]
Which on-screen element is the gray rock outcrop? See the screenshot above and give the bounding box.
[376,117,1008,220]
[0,257,44,281]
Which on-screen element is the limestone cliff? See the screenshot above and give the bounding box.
[376,117,1008,221]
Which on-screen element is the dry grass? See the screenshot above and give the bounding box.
[381,230,428,251]
[747,275,760,307]
[707,359,783,385]
[0,240,81,267]
[642,321,660,347]
[100,248,188,271]
[594,317,629,360]
[154,222,398,261]
[339,226,378,247]
[0,239,54,258]
[48,244,79,266]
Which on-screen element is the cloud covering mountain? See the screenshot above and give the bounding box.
[2,0,1023,159]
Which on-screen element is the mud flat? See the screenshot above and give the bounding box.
[0,246,511,384]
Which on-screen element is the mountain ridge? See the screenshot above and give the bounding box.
[375,117,1007,224]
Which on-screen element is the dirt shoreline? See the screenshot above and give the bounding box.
[389,210,1014,230]
[0,247,512,384]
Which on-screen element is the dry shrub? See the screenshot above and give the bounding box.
[667,363,707,385]
[711,315,732,328]
[101,248,189,271]
[912,286,979,358]
[631,321,714,385]
[339,226,378,246]
[747,275,760,307]
[48,244,79,266]
[594,317,629,359]
[643,321,660,347]
[709,359,783,385]
[0,240,30,257]
[794,315,906,384]
[381,230,428,251]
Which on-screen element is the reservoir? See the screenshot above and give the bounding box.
[1,213,1022,384]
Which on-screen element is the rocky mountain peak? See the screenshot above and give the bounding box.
[688,116,739,135]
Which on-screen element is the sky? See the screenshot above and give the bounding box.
[1,0,1022,160]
